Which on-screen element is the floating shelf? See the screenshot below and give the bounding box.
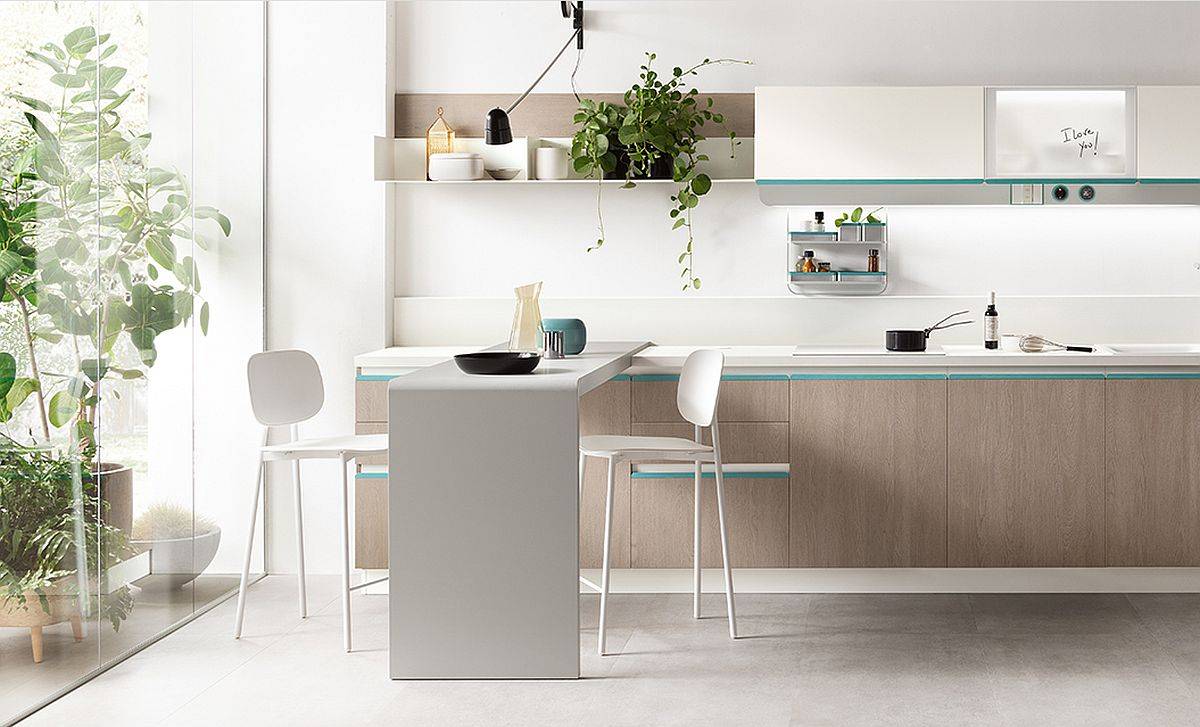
[787,213,888,296]
[374,135,755,184]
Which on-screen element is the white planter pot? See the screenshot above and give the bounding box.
[132,527,221,590]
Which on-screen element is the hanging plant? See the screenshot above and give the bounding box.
[570,52,751,290]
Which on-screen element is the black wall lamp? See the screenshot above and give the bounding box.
[485,2,584,145]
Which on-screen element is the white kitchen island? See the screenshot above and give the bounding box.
[388,341,650,680]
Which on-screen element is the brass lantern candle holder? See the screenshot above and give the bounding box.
[425,106,455,180]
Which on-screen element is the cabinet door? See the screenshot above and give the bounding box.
[1106,378,1200,566]
[354,474,389,569]
[755,86,985,181]
[947,378,1105,567]
[579,379,632,568]
[632,378,789,423]
[1137,86,1200,179]
[790,378,948,567]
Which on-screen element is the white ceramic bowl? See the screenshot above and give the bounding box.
[428,152,484,181]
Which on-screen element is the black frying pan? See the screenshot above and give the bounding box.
[886,310,974,352]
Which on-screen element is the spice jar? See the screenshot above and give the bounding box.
[867,248,880,273]
[817,261,831,272]
[800,250,817,273]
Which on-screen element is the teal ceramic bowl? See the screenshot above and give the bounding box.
[542,318,587,355]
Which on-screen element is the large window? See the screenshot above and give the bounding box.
[0,3,264,722]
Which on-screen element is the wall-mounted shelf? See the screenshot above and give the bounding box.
[374,135,754,184]
[787,213,888,296]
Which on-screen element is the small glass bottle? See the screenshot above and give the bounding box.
[800,250,817,273]
[867,248,880,273]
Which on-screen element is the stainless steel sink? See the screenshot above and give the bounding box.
[1107,344,1200,355]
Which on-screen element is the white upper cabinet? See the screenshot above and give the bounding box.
[1138,86,1200,179]
[755,87,985,181]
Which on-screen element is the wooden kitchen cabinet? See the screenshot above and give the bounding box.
[789,378,948,567]
[579,379,632,569]
[355,378,390,423]
[947,377,1106,567]
[630,475,789,568]
[631,377,789,423]
[631,422,788,464]
[1106,378,1200,566]
[354,474,389,569]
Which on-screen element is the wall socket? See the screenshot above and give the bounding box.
[1010,184,1044,205]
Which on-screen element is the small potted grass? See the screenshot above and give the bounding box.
[132,503,221,590]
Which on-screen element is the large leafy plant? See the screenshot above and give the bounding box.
[0,443,133,630]
[571,53,750,290]
[1,26,230,449]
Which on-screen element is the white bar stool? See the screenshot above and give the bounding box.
[234,349,387,652]
[579,349,736,655]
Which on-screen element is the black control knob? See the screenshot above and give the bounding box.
[1052,184,1069,201]
[1079,185,1095,202]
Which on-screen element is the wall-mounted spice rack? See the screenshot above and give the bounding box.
[786,214,888,296]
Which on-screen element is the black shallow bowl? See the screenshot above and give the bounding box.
[453,351,541,375]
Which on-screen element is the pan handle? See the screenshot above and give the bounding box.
[924,310,972,335]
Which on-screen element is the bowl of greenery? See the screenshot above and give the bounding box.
[132,502,220,591]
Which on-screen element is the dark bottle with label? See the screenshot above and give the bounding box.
[984,291,999,350]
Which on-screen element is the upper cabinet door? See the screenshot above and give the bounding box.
[755,86,985,181]
[1138,86,1200,180]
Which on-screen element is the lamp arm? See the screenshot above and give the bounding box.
[505,27,581,115]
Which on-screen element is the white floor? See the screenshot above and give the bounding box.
[16,575,1200,726]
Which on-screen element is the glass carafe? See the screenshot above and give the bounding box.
[508,281,544,352]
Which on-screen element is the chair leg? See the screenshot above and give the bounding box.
[234,448,267,639]
[597,456,616,656]
[713,452,737,639]
[693,459,702,620]
[339,455,353,652]
[291,424,308,619]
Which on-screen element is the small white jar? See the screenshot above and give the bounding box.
[535,146,569,180]
[428,152,484,181]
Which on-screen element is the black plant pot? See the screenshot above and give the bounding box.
[605,144,674,181]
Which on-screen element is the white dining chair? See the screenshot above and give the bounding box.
[579,349,736,655]
[234,349,387,652]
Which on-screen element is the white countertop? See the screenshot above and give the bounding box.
[356,343,1200,373]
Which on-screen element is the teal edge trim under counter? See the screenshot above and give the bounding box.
[356,374,399,381]
[630,374,789,382]
[790,373,947,381]
[355,472,388,479]
[631,471,790,480]
[948,372,1106,380]
[1107,372,1200,380]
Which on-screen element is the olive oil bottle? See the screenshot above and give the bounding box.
[984,292,999,350]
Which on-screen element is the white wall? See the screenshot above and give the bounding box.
[266,1,392,574]
[393,1,1200,346]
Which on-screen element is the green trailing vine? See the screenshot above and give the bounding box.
[571,52,750,290]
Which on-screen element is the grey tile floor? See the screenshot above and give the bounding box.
[15,576,1200,726]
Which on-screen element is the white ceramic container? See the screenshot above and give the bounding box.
[428,152,484,181]
[535,146,569,180]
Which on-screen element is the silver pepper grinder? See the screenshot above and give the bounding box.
[542,330,565,359]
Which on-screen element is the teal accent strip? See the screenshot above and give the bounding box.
[790,373,946,381]
[632,374,789,382]
[1107,372,1200,380]
[355,472,388,479]
[1138,178,1200,185]
[609,374,631,381]
[949,373,1105,380]
[758,178,982,186]
[632,471,789,480]
[356,374,399,381]
[984,178,1137,185]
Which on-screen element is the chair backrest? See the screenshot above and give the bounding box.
[247,349,324,426]
[676,349,725,427]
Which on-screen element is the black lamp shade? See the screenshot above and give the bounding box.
[485,108,512,145]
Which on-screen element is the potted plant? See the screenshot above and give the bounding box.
[131,502,221,590]
[570,52,750,289]
[0,443,133,662]
[0,27,230,504]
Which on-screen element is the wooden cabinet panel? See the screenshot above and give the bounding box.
[947,378,1105,567]
[354,475,388,569]
[756,86,985,181]
[790,379,947,567]
[631,422,788,463]
[354,422,387,466]
[630,476,789,568]
[1137,86,1200,179]
[579,380,631,569]
[632,378,788,423]
[355,378,390,423]
[1106,379,1200,566]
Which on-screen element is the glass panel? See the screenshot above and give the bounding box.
[988,87,1136,178]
